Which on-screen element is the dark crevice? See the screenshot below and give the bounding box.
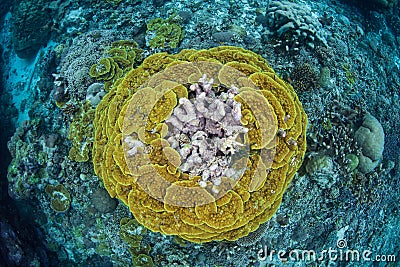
[0,11,59,265]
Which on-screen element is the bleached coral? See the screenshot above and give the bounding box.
[165,74,248,185]
[124,136,145,156]
[86,83,106,107]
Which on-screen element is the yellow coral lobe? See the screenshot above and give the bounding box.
[122,87,157,135]
[234,90,278,149]
[92,46,307,243]
[147,90,177,124]
[248,155,268,192]
[162,62,202,85]
[225,61,261,76]
[165,181,215,208]
[162,147,181,171]
[218,64,248,88]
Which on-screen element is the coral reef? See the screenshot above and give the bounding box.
[2,0,400,265]
[266,0,328,51]
[146,15,184,49]
[92,46,307,243]
[89,40,143,91]
[68,101,95,162]
[58,30,127,102]
[7,120,49,200]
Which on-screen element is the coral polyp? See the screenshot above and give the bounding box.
[92,46,307,243]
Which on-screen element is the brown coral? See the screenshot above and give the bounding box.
[290,63,319,92]
[93,46,307,242]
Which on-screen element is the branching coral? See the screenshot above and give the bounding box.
[290,63,319,92]
[92,46,307,243]
[58,30,127,102]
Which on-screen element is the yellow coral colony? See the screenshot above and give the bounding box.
[92,46,307,242]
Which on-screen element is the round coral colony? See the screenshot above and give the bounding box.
[92,46,307,242]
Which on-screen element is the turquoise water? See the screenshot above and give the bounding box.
[0,0,399,266]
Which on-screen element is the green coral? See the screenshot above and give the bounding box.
[119,218,154,267]
[68,101,95,162]
[322,117,332,131]
[345,153,359,172]
[95,242,109,256]
[7,120,48,199]
[343,63,357,85]
[147,14,184,49]
[90,40,142,91]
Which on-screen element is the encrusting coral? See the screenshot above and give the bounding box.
[68,101,96,162]
[92,46,307,242]
[354,113,385,173]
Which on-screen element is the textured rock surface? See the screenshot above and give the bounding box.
[266,0,328,50]
[92,188,118,214]
[12,0,52,58]
[355,113,385,173]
